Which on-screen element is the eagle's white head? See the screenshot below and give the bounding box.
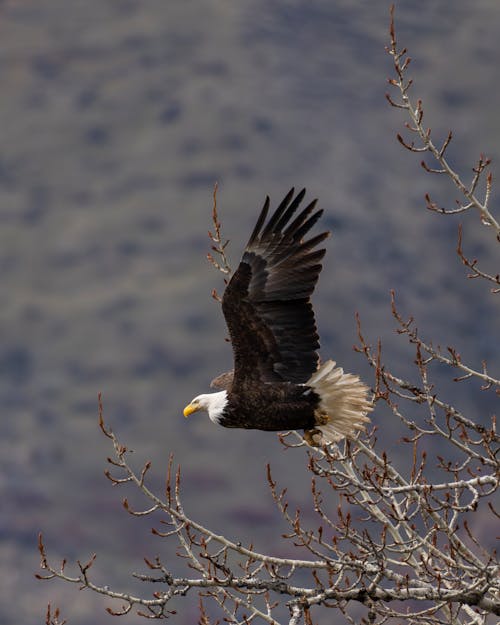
[183,391,228,424]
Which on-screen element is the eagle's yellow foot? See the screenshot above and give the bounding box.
[315,411,330,425]
[304,429,322,446]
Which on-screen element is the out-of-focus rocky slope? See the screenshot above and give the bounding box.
[0,2,498,623]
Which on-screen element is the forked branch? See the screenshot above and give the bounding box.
[37,400,499,623]
[387,5,500,241]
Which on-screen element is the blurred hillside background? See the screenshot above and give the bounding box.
[1,1,498,623]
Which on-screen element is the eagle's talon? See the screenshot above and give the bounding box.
[304,429,322,447]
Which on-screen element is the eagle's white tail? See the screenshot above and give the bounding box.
[306,360,373,446]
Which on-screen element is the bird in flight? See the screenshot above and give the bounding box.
[183,189,373,446]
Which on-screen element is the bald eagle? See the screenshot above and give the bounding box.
[183,189,373,446]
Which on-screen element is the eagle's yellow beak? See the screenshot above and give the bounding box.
[183,403,199,418]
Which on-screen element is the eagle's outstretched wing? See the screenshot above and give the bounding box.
[221,188,329,386]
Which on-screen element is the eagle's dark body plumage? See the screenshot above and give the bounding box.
[219,382,320,431]
[184,189,373,445]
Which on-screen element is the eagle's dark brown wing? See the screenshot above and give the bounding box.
[210,370,234,390]
[221,188,329,386]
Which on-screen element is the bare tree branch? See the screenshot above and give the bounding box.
[387,4,500,242]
